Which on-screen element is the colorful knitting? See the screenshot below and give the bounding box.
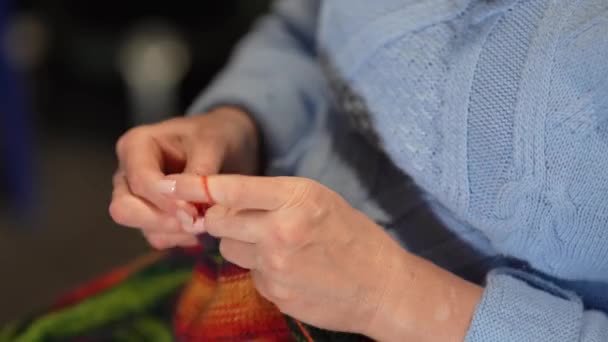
[1,245,368,341]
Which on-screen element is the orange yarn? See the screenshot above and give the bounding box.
[174,262,292,341]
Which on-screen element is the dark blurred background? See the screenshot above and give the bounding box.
[0,0,270,323]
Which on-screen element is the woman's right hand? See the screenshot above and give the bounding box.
[109,106,260,249]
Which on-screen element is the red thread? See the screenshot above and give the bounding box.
[295,320,314,342]
[193,203,211,216]
[201,175,215,205]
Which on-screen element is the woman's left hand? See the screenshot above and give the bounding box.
[166,174,408,335]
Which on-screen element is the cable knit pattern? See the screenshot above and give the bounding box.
[467,0,546,218]
[189,0,608,340]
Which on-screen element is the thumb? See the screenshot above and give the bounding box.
[184,140,225,176]
[183,141,224,217]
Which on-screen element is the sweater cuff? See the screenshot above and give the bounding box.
[466,268,583,342]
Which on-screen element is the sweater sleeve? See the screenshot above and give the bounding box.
[187,0,328,174]
[466,268,608,341]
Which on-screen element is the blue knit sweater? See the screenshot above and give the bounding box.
[189,0,608,340]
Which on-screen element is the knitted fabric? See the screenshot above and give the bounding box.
[174,259,293,341]
[0,247,368,341]
[0,251,191,342]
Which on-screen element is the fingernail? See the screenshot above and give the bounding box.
[189,217,206,234]
[176,210,193,231]
[155,180,176,194]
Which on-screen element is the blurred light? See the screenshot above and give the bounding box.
[117,20,191,125]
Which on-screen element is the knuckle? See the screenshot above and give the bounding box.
[128,177,147,197]
[116,126,148,154]
[115,135,128,156]
[274,221,305,247]
[108,198,129,225]
[285,178,319,208]
[264,252,289,274]
[307,197,330,223]
[146,234,171,250]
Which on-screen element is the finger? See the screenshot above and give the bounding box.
[144,232,199,250]
[116,129,195,216]
[145,233,198,250]
[204,205,268,243]
[250,270,271,300]
[183,138,225,175]
[219,238,257,269]
[182,140,224,218]
[110,171,183,233]
[250,270,290,301]
[169,174,306,210]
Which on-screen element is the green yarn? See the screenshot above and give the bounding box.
[10,269,190,342]
[112,317,173,342]
[0,321,19,342]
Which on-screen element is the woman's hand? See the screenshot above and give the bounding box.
[167,174,483,341]
[109,107,260,249]
[165,174,411,335]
